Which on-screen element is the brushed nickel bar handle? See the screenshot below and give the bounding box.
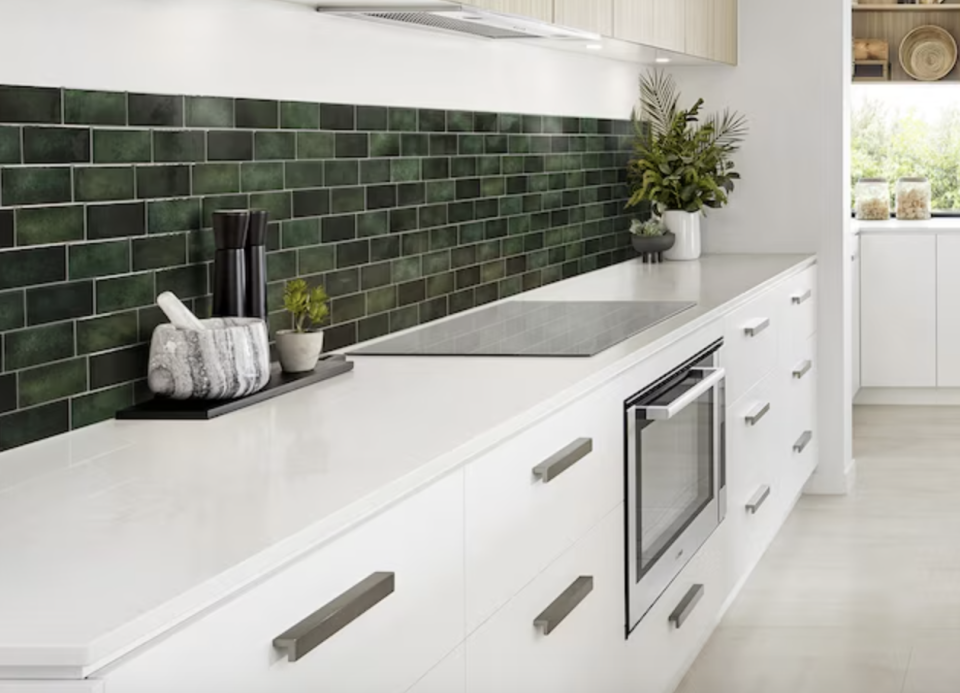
[793,360,813,379]
[274,572,395,662]
[792,290,813,305]
[534,576,594,636]
[746,485,771,514]
[532,438,593,483]
[743,318,770,338]
[794,430,813,454]
[745,402,771,426]
[669,584,705,629]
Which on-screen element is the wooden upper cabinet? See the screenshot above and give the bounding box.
[467,0,554,23]
[686,0,738,64]
[612,0,686,53]
[554,0,614,36]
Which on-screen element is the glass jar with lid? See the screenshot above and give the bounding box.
[855,178,890,220]
[896,177,931,221]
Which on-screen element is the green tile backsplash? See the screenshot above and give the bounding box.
[0,84,637,452]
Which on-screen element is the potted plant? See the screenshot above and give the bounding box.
[626,71,747,261]
[275,278,330,373]
[630,217,675,263]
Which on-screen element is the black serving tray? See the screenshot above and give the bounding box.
[116,355,354,421]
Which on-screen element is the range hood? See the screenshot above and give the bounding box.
[315,4,600,41]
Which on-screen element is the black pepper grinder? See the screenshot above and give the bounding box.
[244,210,269,321]
[212,211,250,318]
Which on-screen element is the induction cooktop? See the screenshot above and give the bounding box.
[350,300,697,357]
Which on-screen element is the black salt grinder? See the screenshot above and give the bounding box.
[245,210,269,321]
[212,211,250,318]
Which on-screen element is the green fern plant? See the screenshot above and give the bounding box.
[283,279,329,334]
[627,71,748,216]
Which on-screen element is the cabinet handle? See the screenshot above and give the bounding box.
[793,360,813,379]
[274,572,395,662]
[669,584,705,629]
[745,402,771,426]
[532,438,593,483]
[792,290,813,305]
[746,485,771,514]
[794,430,813,454]
[534,576,593,636]
[743,318,770,338]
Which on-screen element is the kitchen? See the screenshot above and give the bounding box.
[0,0,851,692]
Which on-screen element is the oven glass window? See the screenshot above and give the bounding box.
[635,371,715,580]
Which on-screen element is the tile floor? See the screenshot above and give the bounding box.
[677,405,960,693]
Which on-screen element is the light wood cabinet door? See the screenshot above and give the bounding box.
[554,0,613,36]
[612,0,685,53]
[468,0,553,23]
[686,0,738,64]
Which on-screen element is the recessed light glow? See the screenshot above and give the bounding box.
[655,57,671,63]
[586,43,603,50]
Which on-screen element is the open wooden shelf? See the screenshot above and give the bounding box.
[854,4,960,11]
[853,5,960,81]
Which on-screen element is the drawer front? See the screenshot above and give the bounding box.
[722,290,780,405]
[406,646,464,693]
[626,520,734,693]
[725,374,781,506]
[779,266,817,362]
[782,335,817,499]
[101,472,465,693]
[465,389,621,632]
[465,506,627,693]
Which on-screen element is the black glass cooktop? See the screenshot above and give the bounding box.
[350,301,697,357]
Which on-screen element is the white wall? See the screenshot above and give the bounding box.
[0,0,641,119]
[670,0,854,494]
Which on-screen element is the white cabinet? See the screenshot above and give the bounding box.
[937,235,960,386]
[861,234,937,387]
[406,647,465,693]
[467,0,554,22]
[554,0,613,35]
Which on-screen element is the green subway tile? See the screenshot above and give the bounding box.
[69,241,129,280]
[459,135,483,156]
[391,158,420,182]
[389,108,417,132]
[367,286,397,315]
[154,130,206,163]
[499,113,522,134]
[0,401,69,452]
[25,280,92,325]
[282,218,320,248]
[267,249,298,282]
[503,156,524,175]
[18,358,87,408]
[0,126,20,164]
[93,130,151,164]
[88,344,149,389]
[0,246,65,290]
[292,188,330,218]
[325,160,359,187]
[455,266,479,290]
[72,383,134,429]
[249,191,292,221]
[398,279,425,307]
[65,89,126,126]
[501,196,523,216]
[267,281,285,312]
[509,215,532,236]
[323,268,360,297]
[236,98,278,128]
[202,194,249,227]
[297,132,334,159]
[523,115,543,133]
[281,101,319,130]
[192,163,240,195]
[331,187,365,214]
[401,230,429,256]
[0,209,11,247]
[370,132,401,158]
[422,250,451,276]
[370,235,400,262]
[509,135,531,154]
[0,374,13,414]
[449,288,475,314]
[421,158,449,180]
[298,245,335,275]
[0,86,61,124]
[132,234,187,271]
[335,133,368,158]
[476,281,498,305]
[357,210,389,238]
[75,166,134,202]
[390,208,418,233]
[87,202,146,240]
[241,162,285,192]
[254,131,296,161]
[129,93,183,127]
[474,113,498,133]
[478,156,501,176]
[392,256,421,282]
[16,206,84,245]
[156,265,207,299]
[208,130,253,161]
[188,229,215,264]
[430,226,458,251]
[360,159,390,185]
[361,261,392,290]
[331,293,366,324]
[427,180,456,203]
[401,134,428,157]
[358,313,390,342]
[430,134,458,156]
[0,290,24,331]
[4,322,74,370]
[136,165,190,199]
[452,158,478,179]
[2,167,72,206]
[186,96,233,128]
[448,111,473,133]
[543,116,564,134]
[481,259,506,283]
[321,215,355,244]
[397,183,424,208]
[97,273,155,313]
[419,204,447,229]
[148,198,202,234]
[357,106,388,131]
[285,161,324,189]
[419,109,445,132]
[337,240,370,269]
[390,305,419,332]
[320,103,355,131]
[482,176,506,197]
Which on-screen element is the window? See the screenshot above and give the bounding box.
[853,85,960,213]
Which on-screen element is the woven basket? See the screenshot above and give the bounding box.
[901,25,958,81]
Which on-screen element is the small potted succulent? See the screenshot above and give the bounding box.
[630,217,675,263]
[275,278,330,373]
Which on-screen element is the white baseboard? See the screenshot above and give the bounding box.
[855,388,960,406]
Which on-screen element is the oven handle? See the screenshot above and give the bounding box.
[640,367,726,421]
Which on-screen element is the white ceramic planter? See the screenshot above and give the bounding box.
[275,330,325,374]
[662,210,702,261]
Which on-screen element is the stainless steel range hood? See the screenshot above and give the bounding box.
[315,4,600,41]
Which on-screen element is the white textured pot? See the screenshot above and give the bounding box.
[275,330,324,374]
[661,210,702,261]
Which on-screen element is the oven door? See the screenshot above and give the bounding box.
[626,355,726,634]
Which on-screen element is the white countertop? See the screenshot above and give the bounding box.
[854,218,960,234]
[0,253,814,676]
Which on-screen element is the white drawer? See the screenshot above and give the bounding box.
[626,520,734,693]
[465,387,621,632]
[99,472,465,693]
[725,374,780,506]
[406,646,464,693]
[781,335,817,499]
[722,290,779,405]
[465,506,627,693]
[779,265,817,361]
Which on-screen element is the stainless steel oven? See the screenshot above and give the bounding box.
[625,340,726,634]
